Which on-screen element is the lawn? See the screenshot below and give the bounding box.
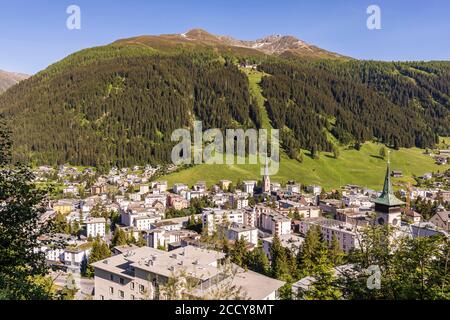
[162,142,447,191]
[162,68,449,190]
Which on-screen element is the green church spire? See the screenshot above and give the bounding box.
[374,152,405,207]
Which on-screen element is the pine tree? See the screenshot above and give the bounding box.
[230,237,247,267]
[333,145,340,159]
[298,226,325,277]
[111,228,128,247]
[0,124,54,299]
[270,235,291,282]
[379,146,387,159]
[328,234,345,266]
[301,246,342,300]
[246,246,270,275]
[137,232,146,247]
[84,236,111,278]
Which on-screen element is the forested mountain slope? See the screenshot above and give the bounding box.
[0,30,448,169]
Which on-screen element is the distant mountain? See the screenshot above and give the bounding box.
[115,28,346,59]
[0,70,29,93]
[0,29,448,169]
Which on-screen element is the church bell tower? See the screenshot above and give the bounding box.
[374,156,405,228]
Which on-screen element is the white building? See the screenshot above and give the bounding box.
[202,208,245,235]
[230,195,249,210]
[287,184,301,194]
[299,217,360,253]
[121,206,159,227]
[173,183,188,194]
[92,246,285,300]
[307,185,322,196]
[242,181,257,194]
[222,222,259,245]
[262,234,304,259]
[139,185,150,195]
[145,229,197,249]
[64,243,92,273]
[85,217,107,238]
[260,211,292,236]
[132,215,160,231]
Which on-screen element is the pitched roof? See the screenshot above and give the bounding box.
[373,161,405,207]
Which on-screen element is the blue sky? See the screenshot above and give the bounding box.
[1,0,449,74]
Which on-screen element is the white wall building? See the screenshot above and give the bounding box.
[223,222,259,245]
[299,217,360,253]
[85,217,107,238]
[260,211,292,236]
[92,246,285,300]
[202,208,245,235]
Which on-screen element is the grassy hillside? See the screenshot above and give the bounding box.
[1,30,448,171]
[163,68,449,190]
[162,142,447,190]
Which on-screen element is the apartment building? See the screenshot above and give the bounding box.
[85,217,107,238]
[299,217,360,253]
[92,246,284,300]
[219,222,259,246]
[260,211,292,236]
[262,234,304,259]
[202,208,245,235]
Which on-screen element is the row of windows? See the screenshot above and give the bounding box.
[108,285,146,299]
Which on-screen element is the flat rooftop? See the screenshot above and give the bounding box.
[92,246,226,281]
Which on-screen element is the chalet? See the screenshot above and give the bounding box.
[435,156,448,165]
[429,206,450,231]
[91,184,107,195]
[391,170,403,178]
[402,208,423,224]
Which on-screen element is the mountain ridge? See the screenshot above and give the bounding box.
[114,28,346,59]
[0,70,29,93]
[0,29,448,169]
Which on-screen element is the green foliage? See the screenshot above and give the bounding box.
[328,234,345,266]
[0,49,255,167]
[90,203,109,220]
[84,236,110,278]
[230,237,248,268]
[245,246,270,276]
[186,214,202,234]
[332,145,340,159]
[0,127,54,299]
[53,213,70,234]
[260,59,448,158]
[340,225,450,300]
[137,232,146,247]
[270,235,293,282]
[299,246,342,300]
[111,228,128,247]
[297,226,326,277]
[379,146,387,159]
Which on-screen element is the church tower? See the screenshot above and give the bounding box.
[374,157,405,228]
[262,158,271,194]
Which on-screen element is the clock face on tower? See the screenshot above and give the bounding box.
[392,218,398,226]
[378,217,385,225]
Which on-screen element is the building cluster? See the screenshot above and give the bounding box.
[33,160,449,300]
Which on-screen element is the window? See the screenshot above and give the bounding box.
[109,287,114,295]
[119,290,124,299]
[100,295,104,300]
[139,284,145,293]
[119,277,124,285]
[110,274,114,281]
[130,282,135,290]
[130,295,135,300]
